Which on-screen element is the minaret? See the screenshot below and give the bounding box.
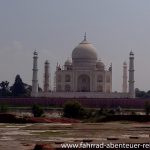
[43,60,50,92]
[31,50,38,97]
[128,51,135,98]
[109,63,112,92]
[84,32,87,41]
[122,61,127,93]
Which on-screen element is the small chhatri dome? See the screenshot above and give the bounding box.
[72,34,97,61]
[65,58,72,66]
[130,50,134,55]
[45,60,49,64]
[33,50,38,56]
[96,59,105,70]
[123,61,127,66]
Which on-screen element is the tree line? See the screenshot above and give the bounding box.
[0,74,32,97]
[135,88,150,98]
[0,75,149,98]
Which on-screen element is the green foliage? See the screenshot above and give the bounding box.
[23,83,32,97]
[144,101,150,115]
[97,108,116,116]
[84,109,95,119]
[0,105,9,113]
[135,88,150,98]
[108,109,116,115]
[115,106,122,115]
[63,101,85,119]
[11,75,27,97]
[0,81,11,97]
[32,104,44,117]
[0,76,32,97]
[130,111,136,115]
[84,108,117,123]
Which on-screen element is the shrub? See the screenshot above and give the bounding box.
[84,109,95,119]
[97,108,114,116]
[130,111,136,115]
[63,101,85,119]
[108,109,116,115]
[115,106,122,115]
[32,104,44,117]
[144,101,150,115]
[0,105,9,113]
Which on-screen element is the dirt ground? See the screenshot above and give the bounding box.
[0,122,150,149]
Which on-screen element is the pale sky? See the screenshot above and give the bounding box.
[0,0,150,92]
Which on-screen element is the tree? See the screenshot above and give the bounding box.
[63,101,85,119]
[135,88,146,98]
[135,88,150,98]
[0,81,11,97]
[0,105,9,113]
[144,101,150,115]
[32,104,44,117]
[23,83,32,97]
[11,75,26,97]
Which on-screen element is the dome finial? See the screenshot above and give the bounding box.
[130,48,134,55]
[84,32,87,41]
[34,48,38,55]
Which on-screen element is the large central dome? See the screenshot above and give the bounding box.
[72,36,97,61]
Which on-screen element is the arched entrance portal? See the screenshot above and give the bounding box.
[77,75,90,92]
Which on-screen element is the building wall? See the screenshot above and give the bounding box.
[56,69,112,93]
[0,98,145,108]
[56,70,73,92]
[38,91,129,98]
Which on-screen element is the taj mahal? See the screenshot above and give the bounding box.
[31,34,135,98]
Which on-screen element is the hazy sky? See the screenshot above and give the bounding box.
[0,0,150,92]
